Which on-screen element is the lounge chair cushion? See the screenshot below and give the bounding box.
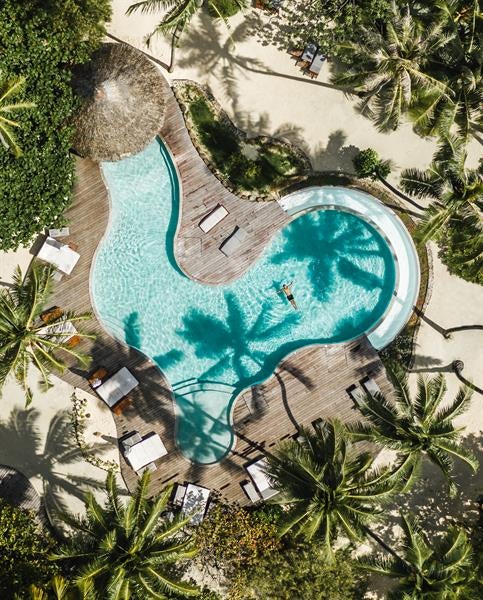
[220,226,248,256]
[199,204,228,233]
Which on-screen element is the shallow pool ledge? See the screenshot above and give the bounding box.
[278,186,420,350]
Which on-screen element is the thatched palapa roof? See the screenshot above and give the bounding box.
[72,43,166,162]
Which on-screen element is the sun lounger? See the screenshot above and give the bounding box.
[121,432,142,452]
[137,461,157,476]
[181,483,211,525]
[38,317,78,345]
[246,458,278,500]
[347,384,366,407]
[219,226,248,256]
[48,227,70,238]
[241,480,261,503]
[173,484,187,507]
[95,367,139,408]
[361,377,381,397]
[299,41,318,64]
[37,236,80,275]
[308,51,326,78]
[123,433,168,472]
[199,204,228,233]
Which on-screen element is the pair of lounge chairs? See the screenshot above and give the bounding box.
[347,376,382,407]
[242,457,279,503]
[37,236,80,277]
[39,306,81,347]
[198,204,247,257]
[172,482,211,525]
[88,366,139,414]
[121,431,168,476]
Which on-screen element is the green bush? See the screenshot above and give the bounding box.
[353,148,391,180]
[0,0,111,250]
[209,0,247,18]
[0,499,57,595]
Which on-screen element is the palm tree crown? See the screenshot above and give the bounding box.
[332,5,451,132]
[0,71,35,157]
[359,512,475,599]
[52,471,199,599]
[0,263,93,404]
[265,419,408,551]
[400,135,483,242]
[347,367,478,496]
[409,0,482,142]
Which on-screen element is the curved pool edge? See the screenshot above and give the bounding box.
[278,186,420,350]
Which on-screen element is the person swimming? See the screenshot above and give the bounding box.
[277,282,298,310]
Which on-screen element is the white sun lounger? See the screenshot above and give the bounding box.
[37,237,80,275]
[220,226,248,256]
[241,481,261,503]
[181,483,211,525]
[199,204,228,233]
[246,458,278,500]
[123,433,168,472]
[95,367,139,408]
[361,377,381,397]
[38,319,78,344]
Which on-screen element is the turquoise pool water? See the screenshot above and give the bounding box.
[92,139,396,464]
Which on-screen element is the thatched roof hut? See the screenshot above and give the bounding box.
[72,43,167,162]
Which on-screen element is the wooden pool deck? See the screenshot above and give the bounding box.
[47,77,393,503]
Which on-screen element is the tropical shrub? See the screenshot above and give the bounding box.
[195,502,281,578]
[0,499,56,595]
[353,148,391,180]
[233,546,367,600]
[0,0,111,250]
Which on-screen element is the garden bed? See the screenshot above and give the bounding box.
[173,81,310,200]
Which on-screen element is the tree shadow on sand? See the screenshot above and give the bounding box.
[0,407,108,526]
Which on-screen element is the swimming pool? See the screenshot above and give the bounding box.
[92,139,397,464]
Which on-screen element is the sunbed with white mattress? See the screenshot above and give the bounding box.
[123,434,167,472]
[199,204,228,233]
[95,367,139,408]
[246,458,279,500]
[37,237,80,275]
[181,483,211,525]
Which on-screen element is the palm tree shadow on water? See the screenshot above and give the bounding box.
[272,210,395,305]
[0,407,110,528]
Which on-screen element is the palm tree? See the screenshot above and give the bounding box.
[400,135,483,242]
[127,0,246,72]
[22,576,73,600]
[332,5,452,132]
[265,419,411,554]
[409,0,482,142]
[52,471,199,598]
[359,512,475,599]
[0,71,35,157]
[347,367,478,496]
[0,263,94,404]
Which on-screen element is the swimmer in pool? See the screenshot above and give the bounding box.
[277,282,298,310]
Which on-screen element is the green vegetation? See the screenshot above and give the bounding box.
[53,471,199,598]
[359,512,476,599]
[237,547,366,600]
[0,0,111,251]
[353,148,391,180]
[348,367,478,496]
[0,71,35,157]
[265,420,408,548]
[0,263,94,404]
[401,136,483,242]
[0,499,57,596]
[438,216,483,284]
[209,0,247,18]
[185,87,307,195]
